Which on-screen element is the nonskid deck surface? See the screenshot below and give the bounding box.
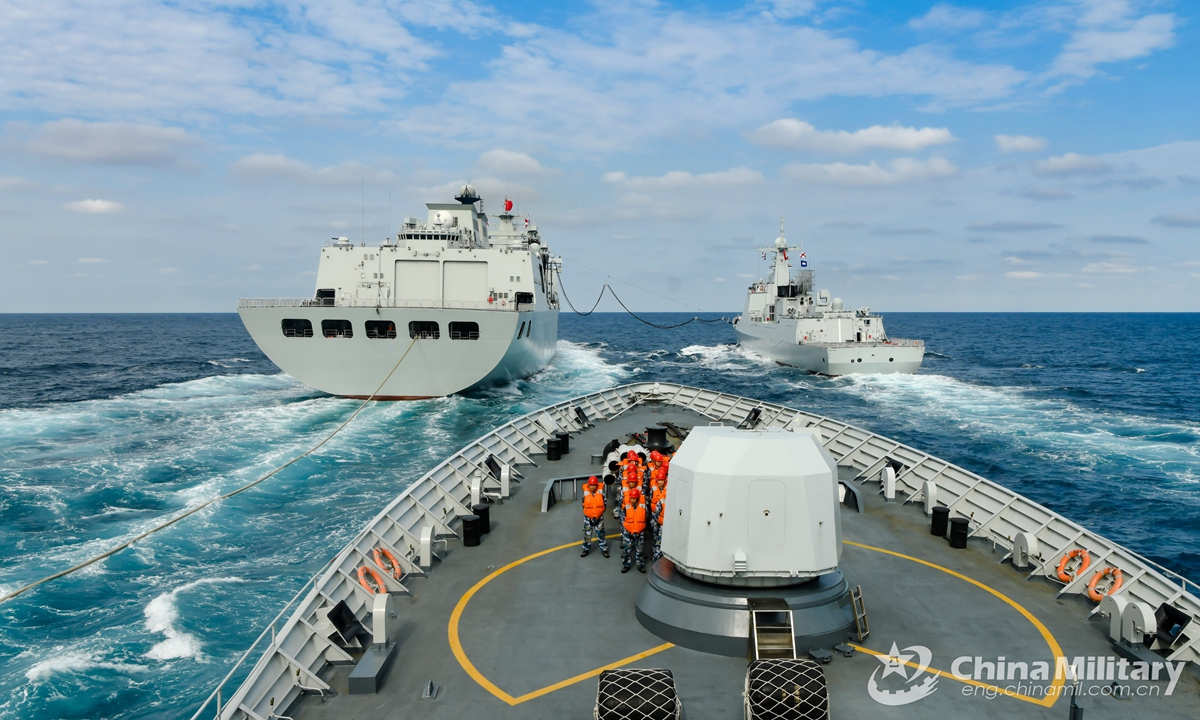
[292,405,1198,720]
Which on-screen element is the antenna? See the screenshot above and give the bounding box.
[780,215,785,237]
[361,177,365,244]
[389,191,393,238]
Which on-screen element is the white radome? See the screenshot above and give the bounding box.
[662,425,841,586]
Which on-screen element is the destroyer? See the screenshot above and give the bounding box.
[238,185,559,399]
[196,383,1198,720]
[734,226,923,375]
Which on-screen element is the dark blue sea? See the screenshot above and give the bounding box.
[1,313,1198,719]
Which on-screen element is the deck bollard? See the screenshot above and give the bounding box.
[546,438,562,461]
[948,517,969,549]
[930,506,950,537]
[555,431,571,455]
[462,514,482,547]
[472,503,491,534]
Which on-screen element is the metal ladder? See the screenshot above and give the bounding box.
[750,599,796,661]
[851,585,870,642]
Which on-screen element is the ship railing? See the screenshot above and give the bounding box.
[208,383,1200,720]
[237,297,517,311]
[882,338,924,347]
[188,556,336,720]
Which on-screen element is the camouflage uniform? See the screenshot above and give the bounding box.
[621,528,645,570]
[621,499,648,571]
[582,516,608,553]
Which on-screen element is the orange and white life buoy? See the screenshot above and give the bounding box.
[357,564,387,594]
[1086,567,1123,602]
[1056,548,1091,582]
[373,547,403,581]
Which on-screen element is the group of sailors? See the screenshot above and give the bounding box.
[580,449,671,573]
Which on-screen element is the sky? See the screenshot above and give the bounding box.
[1,0,1197,313]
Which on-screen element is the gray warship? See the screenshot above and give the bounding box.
[734,229,924,375]
[194,383,1199,720]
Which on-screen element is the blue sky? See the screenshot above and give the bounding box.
[1,0,1197,312]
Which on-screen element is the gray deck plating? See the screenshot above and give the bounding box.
[282,404,1197,720]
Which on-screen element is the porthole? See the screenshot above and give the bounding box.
[889,358,894,362]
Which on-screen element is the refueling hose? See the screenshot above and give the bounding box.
[555,269,728,329]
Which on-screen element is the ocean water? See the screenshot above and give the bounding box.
[0,312,1197,719]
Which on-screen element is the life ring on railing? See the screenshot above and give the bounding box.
[373,547,404,581]
[1086,567,1123,602]
[357,564,387,594]
[1056,548,1091,582]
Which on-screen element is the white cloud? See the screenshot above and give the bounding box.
[77,257,109,264]
[1051,4,1176,80]
[397,8,1026,153]
[607,167,764,189]
[28,260,49,265]
[995,134,1047,153]
[65,199,123,214]
[909,4,987,31]
[0,176,36,191]
[1005,256,1036,266]
[1152,213,1200,228]
[476,149,552,176]
[968,220,1061,231]
[1082,261,1141,274]
[157,267,178,274]
[231,153,396,186]
[0,0,472,117]
[26,120,199,166]
[748,119,955,154]
[1006,187,1073,201]
[782,157,958,186]
[1005,271,1043,279]
[1031,152,1111,177]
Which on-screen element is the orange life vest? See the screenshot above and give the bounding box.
[582,487,605,519]
[623,502,647,533]
[652,486,667,525]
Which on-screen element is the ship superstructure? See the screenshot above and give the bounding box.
[238,185,559,399]
[734,227,923,375]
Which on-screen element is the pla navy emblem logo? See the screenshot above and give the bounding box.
[867,642,938,706]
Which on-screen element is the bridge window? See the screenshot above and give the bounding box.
[281,319,313,338]
[365,320,397,339]
[408,321,440,339]
[449,322,479,340]
[322,319,353,338]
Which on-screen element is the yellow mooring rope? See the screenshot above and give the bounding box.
[0,335,419,605]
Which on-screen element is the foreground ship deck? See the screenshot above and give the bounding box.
[199,384,1200,720]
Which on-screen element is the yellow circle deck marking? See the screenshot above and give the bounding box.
[448,534,673,706]
[449,537,1065,707]
[844,540,1065,707]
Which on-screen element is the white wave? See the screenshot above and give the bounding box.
[678,343,775,371]
[144,577,244,661]
[840,373,1200,482]
[25,650,145,682]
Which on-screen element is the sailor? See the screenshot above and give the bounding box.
[580,476,609,558]
[615,469,640,521]
[650,470,668,561]
[621,487,648,574]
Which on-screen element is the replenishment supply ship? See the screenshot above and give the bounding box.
[238,185,559,399]
[196,383,1198,720]
[733,228,924,375]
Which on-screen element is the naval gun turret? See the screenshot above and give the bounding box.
[635,425,856,657]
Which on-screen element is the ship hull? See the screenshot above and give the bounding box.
[736,320,922,375]
[238,305,557,398]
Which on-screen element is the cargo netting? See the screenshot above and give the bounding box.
[743,659,829,720]
[594,668,682,720]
